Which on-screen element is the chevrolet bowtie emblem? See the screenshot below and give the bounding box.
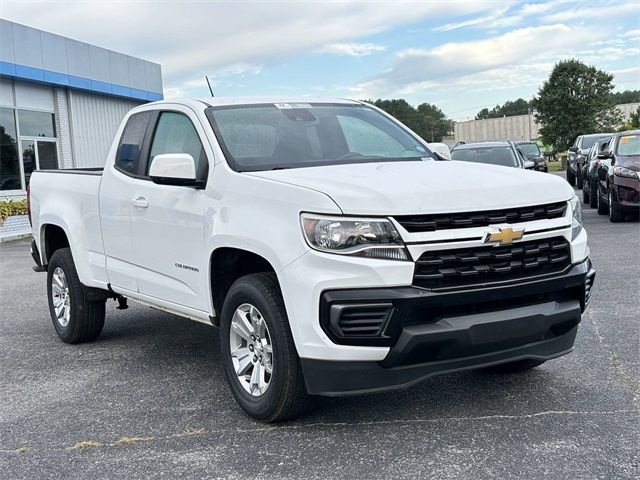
[485,227,524,245]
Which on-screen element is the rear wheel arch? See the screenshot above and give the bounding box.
[41,224,70,266]
[209,247,279,324]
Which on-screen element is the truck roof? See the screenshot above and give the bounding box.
[147,97,363,108]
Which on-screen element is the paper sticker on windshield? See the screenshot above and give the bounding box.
[274,103,312,109]
[620,135,636,144]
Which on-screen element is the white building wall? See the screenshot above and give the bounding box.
[68,90,141,168]
[53,88,73,168]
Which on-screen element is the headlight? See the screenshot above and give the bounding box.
[613,166,637,178]
[301,214,409,261]
[570,196,583,240]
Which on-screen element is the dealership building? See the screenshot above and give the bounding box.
[0,19,163,205]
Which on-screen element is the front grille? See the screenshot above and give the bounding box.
[394,201,567,233]
[413,237,571,289]
[334,305,391,337]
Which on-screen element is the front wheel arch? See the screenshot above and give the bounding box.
[209,247,279,324]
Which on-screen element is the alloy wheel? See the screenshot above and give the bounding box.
[229,303,273,396]
[51,267,71,327]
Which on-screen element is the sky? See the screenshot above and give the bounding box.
[1,0,638,120]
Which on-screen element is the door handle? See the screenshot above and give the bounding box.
[130,197,149,209]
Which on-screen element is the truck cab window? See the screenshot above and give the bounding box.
[115,111,153,175]
[148,112,207,180]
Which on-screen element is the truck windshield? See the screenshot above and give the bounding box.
[450,146,519,167]
[205,103,432,171]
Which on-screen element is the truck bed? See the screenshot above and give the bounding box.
[30,168,107,288]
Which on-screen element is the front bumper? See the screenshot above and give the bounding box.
[302,259,594,396]
[612,176,640,209]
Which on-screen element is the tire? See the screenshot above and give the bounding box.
[47,248,105,343]
[219,273,313,422]
[566,167,575,186]
[596,185,608,215]
[582,178,590,204]
[576,168,583,190]
[589,179,597,208]
[482,359,546,373]
[608,189,624,222]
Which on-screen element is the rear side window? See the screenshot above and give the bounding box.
[116,111,153,174]
[148,112,207,179]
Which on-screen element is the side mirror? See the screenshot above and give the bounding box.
[148,153,203,188]
[428,143,451,160]
[597,151,611,160]
[568,146,578,153]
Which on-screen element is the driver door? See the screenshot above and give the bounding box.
[129,107,211,312]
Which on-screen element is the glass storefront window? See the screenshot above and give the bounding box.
[18,110,56,138]
[0,107,21,191]
[0,107,58,191]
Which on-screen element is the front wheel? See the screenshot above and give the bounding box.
[576,168,583,190]
[582,178,590,204]
[596,185,608,215]
[609,190,624,222]
[566,166,576,186]
[589,180,598,208]
[47,248,105,343]
[220,273,313,422]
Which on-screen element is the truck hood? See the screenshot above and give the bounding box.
[248,160,575,215]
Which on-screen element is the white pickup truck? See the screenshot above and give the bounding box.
[29,98,595,421]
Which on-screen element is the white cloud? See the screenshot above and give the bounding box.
[432,6,515,32]
[0,0,506,96]
[543,1,638,22]
[611,66,640,91]
[319,43,385,56]
[352,24,601,98]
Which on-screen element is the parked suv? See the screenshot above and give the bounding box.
[567,133,613,187]
[595,130,640,221]
[581,136,611,208]
[517,141,548,172]
[451,141,532,169]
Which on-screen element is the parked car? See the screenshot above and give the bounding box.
[567,133,613,187]
[581,136,612,208]
[450,141,533,169]
[28,98,594,422]
[595,130,640,221]
[517,141,548,172]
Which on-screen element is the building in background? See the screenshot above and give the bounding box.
[0,19,163,201]
[454,102,640,143]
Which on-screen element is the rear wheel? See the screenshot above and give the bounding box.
[483,359,546,373]
[47,248,105,343]
[566,166,575,186]
[608,189,624,222]
[220,273,313,422]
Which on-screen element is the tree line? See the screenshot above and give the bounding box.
[475,89,639,121]
[367,59,639,149]
[365,99,451,143]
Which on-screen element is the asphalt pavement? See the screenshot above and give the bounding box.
[1,178,638,479]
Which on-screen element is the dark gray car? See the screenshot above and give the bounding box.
[451,141,531,169]
[567,133,613,187]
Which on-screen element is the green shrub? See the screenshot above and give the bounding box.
[0,199,28,223]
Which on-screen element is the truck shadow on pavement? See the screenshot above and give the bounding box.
[90,304,598,427]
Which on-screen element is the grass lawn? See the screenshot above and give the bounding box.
[547,161,564,173]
